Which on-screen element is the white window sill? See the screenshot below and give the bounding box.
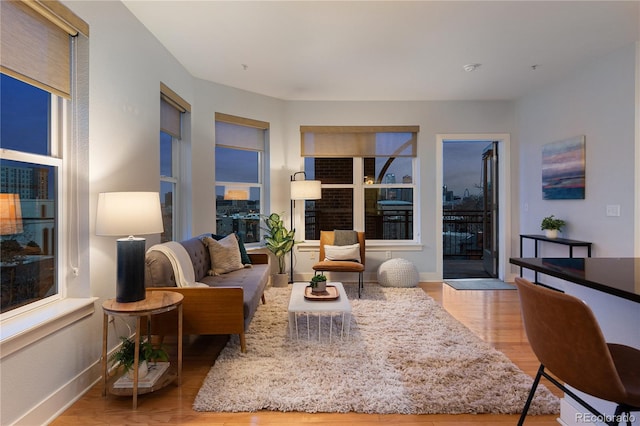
[0,298,97,359]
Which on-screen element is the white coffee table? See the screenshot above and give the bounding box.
[288,282,351,342]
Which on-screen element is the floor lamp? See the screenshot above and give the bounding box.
[290,172,321,283]
[96,192,164,303]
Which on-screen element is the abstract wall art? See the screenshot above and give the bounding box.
[542,135,585,200]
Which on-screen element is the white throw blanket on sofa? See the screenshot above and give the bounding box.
[147,242,208,288]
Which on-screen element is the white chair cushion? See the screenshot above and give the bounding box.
[324,243,361,262]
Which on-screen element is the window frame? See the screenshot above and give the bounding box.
[160,130,180,242]
[0,0,94,357]
[159,83,190,243]
[214,113,269,246]
[305,157,417,243]
[301,126,419,244]
[1,72,65,318]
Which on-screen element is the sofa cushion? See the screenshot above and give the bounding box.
[199,263,269,327]
[211,233,252,265]
[181,236,212,282]
[202,235,245,275]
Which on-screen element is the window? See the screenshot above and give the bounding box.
[1,76,60,314]
[160,83,190,242]
[301,126,419,241]
[1,0,88,316]
[215,113,268,244]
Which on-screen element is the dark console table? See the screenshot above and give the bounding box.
[519,234,592,283]
[519,234,592,257]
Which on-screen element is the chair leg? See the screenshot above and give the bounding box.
[539,366,623,426]
[614,404,640,426]
[358,272,363,298]
[518,364,544,425]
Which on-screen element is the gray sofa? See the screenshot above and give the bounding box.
[144,234,270,352]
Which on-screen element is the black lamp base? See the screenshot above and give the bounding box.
[116,238,146,303]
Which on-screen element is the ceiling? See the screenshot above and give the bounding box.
[123,1,639,102]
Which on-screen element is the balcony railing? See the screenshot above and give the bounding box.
[304,209,413,240]
[443,210,484,259]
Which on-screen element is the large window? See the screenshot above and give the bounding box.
[160,83,190,242]
[1,75,60,314]
[0,0,87,315]
[301,126,418,241]
[215,113,268,244]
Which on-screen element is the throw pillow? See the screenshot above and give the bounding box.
[333,229,358,246]
[211,233,252,265]
[202,234,245,275]
[324,243,361,263]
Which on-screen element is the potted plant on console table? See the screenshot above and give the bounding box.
[540,215,566,239]
[262,212,296,287]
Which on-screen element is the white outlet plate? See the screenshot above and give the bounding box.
[606,205,620,217]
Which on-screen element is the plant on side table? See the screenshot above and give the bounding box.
[109,336,169,379]
[262,212,296,287]
[309,274,328,294]
[540,215,566,239]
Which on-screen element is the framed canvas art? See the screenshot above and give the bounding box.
[542,135,585,200]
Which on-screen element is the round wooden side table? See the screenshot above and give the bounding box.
[101,290,183,409]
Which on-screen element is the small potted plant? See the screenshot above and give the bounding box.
[109,336,169,379]
[309,274,328,294]
[541,215,566,239]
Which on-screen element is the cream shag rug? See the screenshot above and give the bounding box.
[193,284,559,415]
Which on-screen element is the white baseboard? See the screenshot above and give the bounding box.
[12,361,101,426]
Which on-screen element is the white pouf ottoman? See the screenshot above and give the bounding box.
[377,258,419,288]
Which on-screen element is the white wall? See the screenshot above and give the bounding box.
[190,80,285,236]
[516,43,638,261]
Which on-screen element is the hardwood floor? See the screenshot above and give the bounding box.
[51,283,561,425]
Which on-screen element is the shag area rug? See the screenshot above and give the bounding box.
[193,284,559,415]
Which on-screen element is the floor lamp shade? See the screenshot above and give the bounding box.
[289,174,322,282]
[290,179,322,200]
[96,192,163,302]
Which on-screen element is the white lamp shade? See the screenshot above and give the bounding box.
[290,179,322,200]
[96,192,163,237]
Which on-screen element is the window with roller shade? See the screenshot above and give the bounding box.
[0,0,88,315]
[215,113,268,244]
[301,126,418,241]
[160,83,190,242]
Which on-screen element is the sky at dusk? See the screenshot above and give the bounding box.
[1,74,49,154]
[443,140,490,198]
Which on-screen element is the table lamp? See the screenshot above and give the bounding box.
[96,192,163,303]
